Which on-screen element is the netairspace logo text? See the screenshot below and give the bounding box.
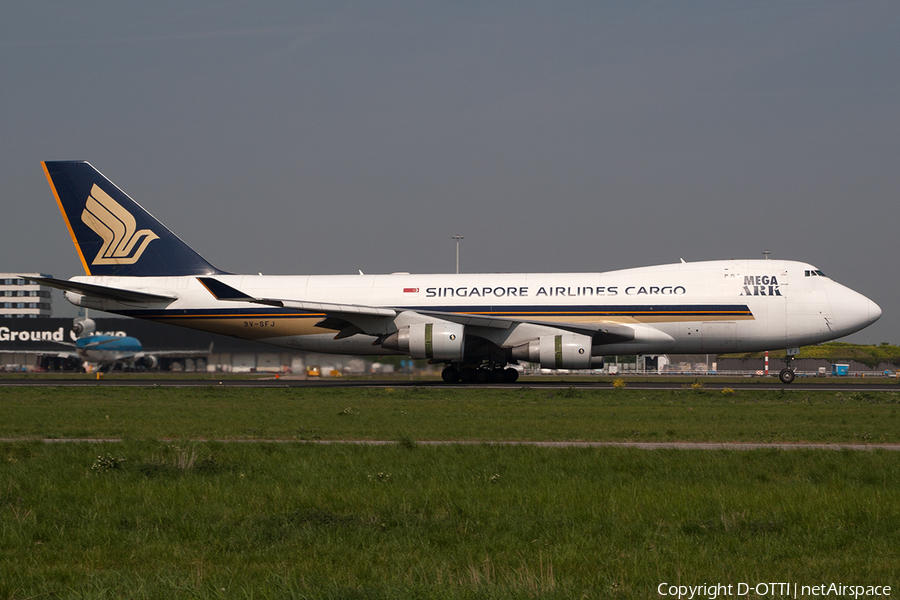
[657,582,892,599]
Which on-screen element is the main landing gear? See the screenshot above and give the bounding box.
[441,362,519,384]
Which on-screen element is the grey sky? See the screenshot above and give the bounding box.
[2,1,897,344]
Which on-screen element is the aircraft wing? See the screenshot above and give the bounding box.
[197,277,639,345]
[197,277,396,317]
[137,342,216,360]
[80,338,123,349]
[142,349,213,359]
[22,276,177,304]
[198,277,401,342]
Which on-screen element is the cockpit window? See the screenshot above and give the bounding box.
[804,269,827,277]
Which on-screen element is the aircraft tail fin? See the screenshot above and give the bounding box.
[42,161,225,277]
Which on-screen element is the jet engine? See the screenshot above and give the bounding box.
[511,332,593,370]
[135,354,159,370]
[72,318,96,337]
[381,322,465,360]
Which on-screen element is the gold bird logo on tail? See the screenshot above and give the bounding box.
[81,184,159,265]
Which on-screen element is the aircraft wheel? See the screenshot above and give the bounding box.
[441,366,460,383]
[459,366,476,383]
[475,368,491,383]
[779,368,796,384]
[488,368,505,383]
[503,368,519,383]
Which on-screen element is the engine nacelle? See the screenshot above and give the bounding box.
[381,322,465,360]
[64,292,106,311]
[135,354,159,370]
[72,318,96,337]
[512,333,593,369]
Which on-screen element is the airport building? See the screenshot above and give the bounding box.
[0,272,410,375]
[0,315,394,375]
[0,274,53,318]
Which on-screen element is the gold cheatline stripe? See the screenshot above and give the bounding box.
[458,310,752,316]
[147,309,750,319]
[148,312,325,319]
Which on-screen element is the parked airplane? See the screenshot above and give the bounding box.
[52,313,211,372]
[68,314,145,370]
[31,161,881,383]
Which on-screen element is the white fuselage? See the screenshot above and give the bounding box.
[63,259,881,358]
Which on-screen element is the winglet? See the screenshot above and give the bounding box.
[197,277,284,307]
[198,277,253,301]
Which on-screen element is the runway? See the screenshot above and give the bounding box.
[3,375,897,451]
[1,375,898,392]
[1,437,898,451]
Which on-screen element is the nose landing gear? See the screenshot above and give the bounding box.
[778,367,796,384]
[778,349,799,384]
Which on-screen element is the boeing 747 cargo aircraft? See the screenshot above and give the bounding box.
[30,161,881,383]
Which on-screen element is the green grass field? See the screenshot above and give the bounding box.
[1,385,899,443]
[1,386,899,598]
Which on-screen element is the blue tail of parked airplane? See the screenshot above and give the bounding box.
[42,161,224,277]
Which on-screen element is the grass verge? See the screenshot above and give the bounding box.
[2,386,899,598]
[2,442,899,598]
[1,386,899,443]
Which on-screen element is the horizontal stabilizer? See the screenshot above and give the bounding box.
[23,276,177,304]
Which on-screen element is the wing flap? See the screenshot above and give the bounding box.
[415,310,515,330]
[416,309,635,342]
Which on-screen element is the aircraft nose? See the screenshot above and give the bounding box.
[868,297,883,327]
[830,285,881,336]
